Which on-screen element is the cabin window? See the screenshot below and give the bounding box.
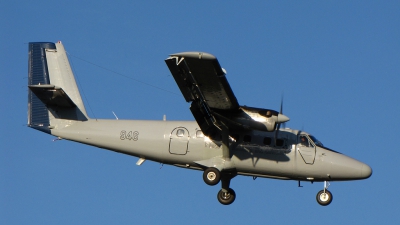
[263,137,272,145]
[243,135,252,143]
[176,129,185,137]
[276,139,284,146]
[196,130,204,138]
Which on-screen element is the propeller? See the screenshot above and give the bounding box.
[274,96,287,146]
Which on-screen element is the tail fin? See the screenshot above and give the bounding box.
[28,42,88,133]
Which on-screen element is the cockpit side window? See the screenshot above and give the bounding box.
[299,135,310,147]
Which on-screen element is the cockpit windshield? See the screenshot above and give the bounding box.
[309,135,324,147]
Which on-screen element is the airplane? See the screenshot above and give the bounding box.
[27,41,372,206]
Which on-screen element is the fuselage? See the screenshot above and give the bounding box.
[48,119,372,182]
[27,41,372,206]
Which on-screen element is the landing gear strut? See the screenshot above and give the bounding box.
[316,181,333,206]
[217,171,237,205]
[202,124,237,205]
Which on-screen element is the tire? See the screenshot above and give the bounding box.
[316,189,333,206]
[217,188,236,205]
[203,167,221,186]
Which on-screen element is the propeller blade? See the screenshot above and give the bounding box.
[275,96,284,146]
[277,95,289,126]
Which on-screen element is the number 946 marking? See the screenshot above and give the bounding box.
[120,130,139,141]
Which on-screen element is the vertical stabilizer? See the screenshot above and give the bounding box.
[28,42,89,133]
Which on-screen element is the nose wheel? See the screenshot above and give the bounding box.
[316,181,333,206]
[316,190,333,206]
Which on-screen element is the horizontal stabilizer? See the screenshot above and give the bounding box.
[29,84,76,108]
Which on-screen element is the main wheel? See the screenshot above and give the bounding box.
[203,167,221,186]
[217,188,236,205]
[316,189,333,206]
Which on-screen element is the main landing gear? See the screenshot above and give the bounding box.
[217,188,236,205]
[203,167,237,205]
[202,124,237,205]
[203,167,220,186]
[316,181,333,206]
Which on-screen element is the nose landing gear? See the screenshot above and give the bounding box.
[316,181,333,206]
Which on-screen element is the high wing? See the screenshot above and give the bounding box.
[165,52,239,110]
[165,52,239,136]
[165,52,289,137]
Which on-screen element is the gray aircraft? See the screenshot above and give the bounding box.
[27,41,372,206]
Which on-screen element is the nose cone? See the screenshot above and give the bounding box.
[361,164,373,179]
[327,152,372,180]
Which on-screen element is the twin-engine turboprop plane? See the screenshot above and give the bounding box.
[27,42,372,206]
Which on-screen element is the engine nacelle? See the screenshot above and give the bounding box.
[211,106,290,132]
[238,106,289,132]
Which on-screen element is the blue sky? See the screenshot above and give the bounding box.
[1,1,400,224]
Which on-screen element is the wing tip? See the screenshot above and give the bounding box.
[169,52,216,60]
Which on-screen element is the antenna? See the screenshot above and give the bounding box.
[112,111,119,120]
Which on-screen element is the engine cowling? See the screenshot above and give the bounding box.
[238,106,289,132]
